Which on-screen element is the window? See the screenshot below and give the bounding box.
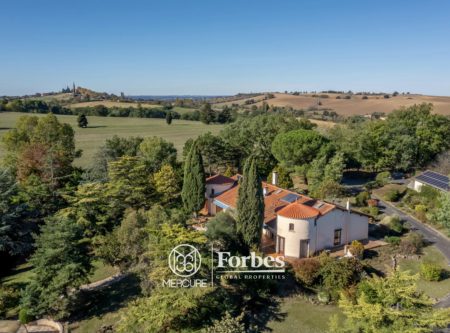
[334,229,342,246]
[210,188,215,196]
[289,223,295,231]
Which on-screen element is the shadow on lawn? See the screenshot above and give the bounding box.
[70,274,141,323]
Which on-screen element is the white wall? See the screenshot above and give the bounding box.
[205,183,234,214]
[413,180,424,192]
[276,215,314,258]
[315,209,368,252]
[275,209,369,258]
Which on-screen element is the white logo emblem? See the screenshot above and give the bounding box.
[168,244,202,277]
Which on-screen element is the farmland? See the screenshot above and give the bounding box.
[213,92,450,116]
[0,112,223,167]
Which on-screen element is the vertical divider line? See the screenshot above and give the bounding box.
[211,244,214,287]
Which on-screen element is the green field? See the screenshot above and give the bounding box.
[0,112,223,167]
[267,296,342,333]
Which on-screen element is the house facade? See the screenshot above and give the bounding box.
[205,173,369,258]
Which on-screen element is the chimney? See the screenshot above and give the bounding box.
[263,186,269,196]
[272,171,278,186]
[346,199,350,212]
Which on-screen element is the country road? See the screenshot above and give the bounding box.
[373,194,450,265]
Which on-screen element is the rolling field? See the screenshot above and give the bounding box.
[68,100,161,109]
[0,112,223,167]
[214,93,450,116]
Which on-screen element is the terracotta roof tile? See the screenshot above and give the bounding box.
[277,203,319,219]
[213,177,335,224]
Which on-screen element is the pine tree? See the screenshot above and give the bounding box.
[21,217,92,319]
[181,141,205,217]
[236,156,264,250]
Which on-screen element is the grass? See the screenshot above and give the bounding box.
[0,112,224,167]
[69,274,140,333]
[398,246,450,299]
[363,245,450,299]
[89,261,119,283]
[372,183,407,200]
[267,296,342,333]
[1,262,35,288]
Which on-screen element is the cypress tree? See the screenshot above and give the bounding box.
[236,156,264,250]
[166,111,173,125]
[181,141,205,217]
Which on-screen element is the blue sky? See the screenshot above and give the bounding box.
[1,0,450,96]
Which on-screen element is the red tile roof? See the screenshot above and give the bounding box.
[213,177,335,223]
[206,174,235,185]
[277,203,319,219]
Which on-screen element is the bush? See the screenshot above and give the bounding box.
[362,96,368,100]
[399,232,424,255]
[319,256,363,300]
[388,215,404,234]
[355,191,370,207]
[19,308,32,324]
[368,206,379,217]
[349,240,364,258]
[0,286,19,316]
[376,171,390,186]
[292,258,321,286]
[384,236,401,246]
[414,204,427,222]
[420,263,442,281]
[384,189,401,202]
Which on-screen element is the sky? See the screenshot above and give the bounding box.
[1,0,450,96]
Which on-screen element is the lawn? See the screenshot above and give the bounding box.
[363,245,450,299]
[0,112,223,167]
[267,296,342,333]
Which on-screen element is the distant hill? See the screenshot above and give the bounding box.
[212,92,450,116]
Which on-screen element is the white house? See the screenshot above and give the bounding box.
[205,173,370,258]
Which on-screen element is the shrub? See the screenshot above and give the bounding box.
[420,263,442,281]
[399,232,424,255]
[292,258,321,286]
[368,206,379,217]
[319,256,363,300]
[384,94,390,99]
[362,96,368,100]
[0,286,19,316]
[336,96,341,99]
[376,171,390,186]
[384,236,401,246]
[349,240,364,258]
[355,191,370,207]
[384,189,401,202]
[414,204,427,222]
[19,308,32,324]
[388,215,404,234]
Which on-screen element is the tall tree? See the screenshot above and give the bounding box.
[199,103,215,124]
[330,270,450,332]
[165,111,173,125]
[21,217,92,319]
[181,141,205,217]
[138,136,177,173]
[236,157,264,250]
[77,114,88,128]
